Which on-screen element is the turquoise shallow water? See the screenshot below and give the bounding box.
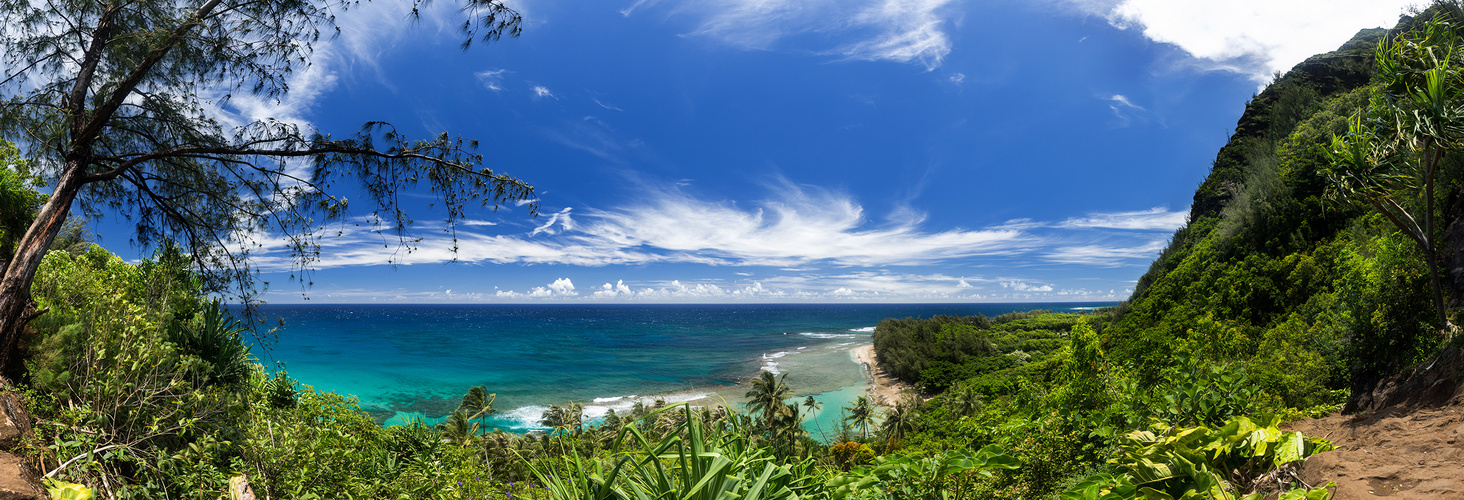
[249,303,1112,436]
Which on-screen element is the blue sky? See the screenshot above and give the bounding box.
[94,0,1418,303]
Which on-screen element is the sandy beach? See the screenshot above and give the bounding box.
[853,345,907,405]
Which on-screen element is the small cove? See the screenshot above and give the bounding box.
[250,302,1113,438]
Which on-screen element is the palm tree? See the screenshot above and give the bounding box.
[802,395,827,442]
[437,409,476,446]
[880,393,924,451]
[746,371,793,433]
[948,382,984,417]
[457,386,497,432]
[843,396,876,441]
[539,402,584,436]
[771,402,807,454]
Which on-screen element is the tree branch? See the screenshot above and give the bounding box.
[72,0,225,153]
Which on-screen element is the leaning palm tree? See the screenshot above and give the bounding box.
[802,395,826,442]
[843,396,877,441]
[880,393,924,451]
[457,386,497,432]
[540,402,585,436]
[437,409,476,446]
[746,371,794,433]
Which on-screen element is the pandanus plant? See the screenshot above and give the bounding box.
[1325,16,1464,333]
[527,404,824,500]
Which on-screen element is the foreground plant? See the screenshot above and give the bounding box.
[529,404,824,500]
[1061,416,1334,500]
[826,446,1020,500]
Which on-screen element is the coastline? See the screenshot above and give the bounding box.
[383,339,897,432]
[852,345,907,405]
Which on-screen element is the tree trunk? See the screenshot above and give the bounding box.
[0,161,86,379]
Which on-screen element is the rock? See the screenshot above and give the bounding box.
[0,452,44,500]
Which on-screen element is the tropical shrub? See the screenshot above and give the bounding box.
[1061,416,1333,500]
[530,404,826,500]
[827,446,1020,500]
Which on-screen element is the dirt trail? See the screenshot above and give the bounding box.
[1282,345,1464,499]
[1288,405,1464,498]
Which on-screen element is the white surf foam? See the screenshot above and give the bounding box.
[800,332,858,339]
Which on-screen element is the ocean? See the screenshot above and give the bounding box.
[250,302,1113,439]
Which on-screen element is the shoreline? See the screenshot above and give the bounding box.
[382,340,899,431]
[852,344,907,405]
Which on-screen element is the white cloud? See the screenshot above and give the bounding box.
[532,85,556,99]
[498,278,579,298]
[246,183,1187,277]
[592,97,624,111]
[476,69,508,91]
[630,0,957,69]
[573,182,1028,267]
[1001,280,1053,292]
[1105,94,1149,125]
[949,73,966,85]
[1044,240,1167,267]
[1057,207,1187,231]
[594,280,636,297]
[548,277,577,295]
[1109,94,1143,110]
[1075,0,1416,81]
[531,207,575,236]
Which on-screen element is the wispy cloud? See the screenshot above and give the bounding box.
[1104,94,1149,126]
[1109,94,1143,110]
[1056,207,1187,231]
[532,85,556,99]
[592,97,624,111]
[247,184,1183,276]
[628,0,958,69]
[1043,240,1168,267]
[248,183,1033,270]
[1067,0,1414,82]
[476,69,509,91]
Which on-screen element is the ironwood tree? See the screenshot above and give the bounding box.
[0,0,537,378]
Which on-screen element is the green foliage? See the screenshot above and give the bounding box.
[1116,361,1263,429]
[1060,416,1334,500]
[829,442,876,472]
[166,300,251,389]
[826,446,1020,500]
[873,312,1087,390]
[0,139,42,267]
[44,479,94,500]
[530,404,825,500]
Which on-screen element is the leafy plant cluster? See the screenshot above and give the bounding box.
[1063,416,1333,500]
[872,311,1087,391]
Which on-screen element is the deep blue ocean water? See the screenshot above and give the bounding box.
[250,302,1114,436]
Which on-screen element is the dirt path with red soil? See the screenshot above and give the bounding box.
[1286,405,1464,498]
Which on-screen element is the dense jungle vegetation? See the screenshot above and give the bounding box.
[7,3,1464,499]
